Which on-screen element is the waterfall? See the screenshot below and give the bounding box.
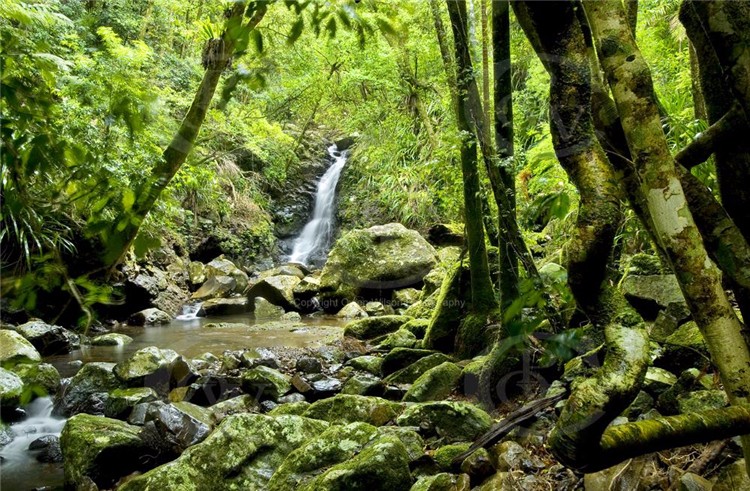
[0,397,66,475]
[289,144,348,266]
[175,302,202,321]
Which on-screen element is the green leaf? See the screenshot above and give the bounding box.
[121,188,135,211]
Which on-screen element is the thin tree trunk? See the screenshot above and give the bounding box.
[481,0,491,147]
[429,0,459,119]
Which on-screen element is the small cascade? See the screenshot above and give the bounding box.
[175,302,202,321]
[0,397,66,481]
[289,144,348,266]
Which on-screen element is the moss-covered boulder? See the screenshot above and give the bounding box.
[268,422,379,490]
[104,387,158,419]
[13,320,80,355]
[12,362,60,395]
[347,355,384,375]
[342,373,384,396]
[248,275,301,311]
[714,459,750,491]
[114,347,195,394]
[90,333,133,346]
[128,307,172,326]
[303,394,403,426]
[299,434,413,490]
[403,319,430,339]
[146,401,214,449]
[0,367,24,409]
[337,301,369,319]
[0,329,41,365]
[191,275,237,301]
[242,365,292,401]
[377,328,418,350]
[209,394,258,423]
[198,297,250,316]
[393,288,421,308]
[60,414,147,490]
[642,367,677,396]
[621,274,689,321]
[55,362,124,416]
[677,389,728,414]
[343,315,413,340]
[403,362,462,402]
[433,443,472,470]
[383,349,450,377]
[411,473,471,491]
[319,223,438,312]
[119,414,329,491]
[397,402,492,443]
[205,256,249,292]
[269,401,310,416]
[656,321,710,373]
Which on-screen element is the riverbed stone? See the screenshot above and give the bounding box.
[337,301,369,319]
[383,348,449,376]
[209,394,258,423]
[403,362,462,402]
[145,401,213,450]
[13,320,80,355]
[0,329,41,365]
[118,414,329,491]
[342,373,384,396]
[621,274,689,321]
[677,389,728,414]
[205,256,249,292]
[347,355,383,375]
[248,275,301,311]
[114,347,196,394]
[0,367,24,409]
[60,413,147,490]
[90,333,133,346]
[191,275,237,301]
[128,307,172,326]
[198,296,249,316]
[104,387,159,420]
[55,362,124,416]
[254,297,285,319]
[303,394,403,426]
[412,473,471,491]
[344,315,413,340]
[12,362,60,395]
[293,276,321,311]
[656,321,710,373]
[30,434,63,463]
[319,223,438,312]
[397,401,492,443]
[241,365,292,401]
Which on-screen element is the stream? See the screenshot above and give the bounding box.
[0,313,345,490]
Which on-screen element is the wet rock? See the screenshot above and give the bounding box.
[621,274,689,321]
[114,347,196,395]
[128,308,171,326]
[90,333,133,346]
[377,328,418,350]
[460,448,495,484]
[182,374,243,406]
[209,394,258,423]
[145,401,213,450]
[412,473,471,491]
[342,373,384,396]
[303,394,403,426]
[118,414,329,491]
[319,223,438,312]
[293,276,320,312]
[308,375,343,399]
[643,367,677,396]
[393,288,421,308]
[241,365,292,401]
[0,329,42,365]
[254,297,285,319]
[656,321,710,373]
[187,261,206,287]
[30,435,63,463]
[13,320,80,355]
[0,368,24,409]
[60,414,148,490]
[191,275,236,301]
[12,363,60,395]
[347,355,383,375]
[677,389,728,413]
[382,349,449,377]
[397,401,492,443]
[296,356,322,374]
[153,283,189,318]
[248,275,301,311]
[336,301,369,319]
[278,393,306,404]
[364,301,387,316]
[404,362,462,402]
[55,362,123,416]
[198,296,249,316]
[205,256,249,292]
[281,311,302,321]
[403,318,431,339]
[104,387,158,419]
[343,315,412,340]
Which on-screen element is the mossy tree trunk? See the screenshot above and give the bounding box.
[104,2,267,270]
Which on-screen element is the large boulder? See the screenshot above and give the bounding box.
[303,394,403,426]
[248,275,301,311]
[144,401,213,450]
[396,401,492,443]
[241,365,292,401]
[0,329,42,365]
[118,414,329,491]
[12,362,61,395]
[621,274,689,321]
[128,308,172,326]
[198,297,249,316]
[654,321,710,373]
[60,414,148,490]
[104,387,159,420]
[293,275,321,312]
[319,223,438,312]
[403,362,462,402]
[13,320,80,355]
[205,256,249,292]
[343,315,412,340]
[113,347,196,395]
[191,275,237,301]
[0,367,24,409]
[54,362,124,416]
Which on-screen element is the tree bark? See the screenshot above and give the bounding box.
[429,0,459,119]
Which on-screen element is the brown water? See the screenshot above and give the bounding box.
[0,313,345,491]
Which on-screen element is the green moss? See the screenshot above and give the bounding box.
[302,395,403,426]
[269,401,310,416]
[402,319,430,339]
[104,387,158,419]
[433,443,472,470]
[343,315,413,340]
[403,362,462,402]
[376,328,418,350]
[11,362,60,396]
[0,330,41,366]
[396,401,492,443]
[241,365,292,401]
[346,356,383,375]
[423,261,470,352]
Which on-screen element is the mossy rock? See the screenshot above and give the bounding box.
[0,329,41,366]
[319,223,438,312]
[621,274,689,321]
[397,402,492,443]
[269,401,310,416]
[55,362,124,416]
[411,473,471,491]
[298,434,413,490]
[677,389,728,414]
[642,367,677,396]
[656,321,710,373]
[403,362,462,402]
[268,422,379,490]
[248,275,302,312]
[623,253,663,276]
[377,425,425,462]
[119,414,329,491]
[343,315,413,340]
[342,373,384,396]
[403,319,430,339]
[60,414,147,490]
[347,355,384,375]
[104,387,158,419]
[113,346,184,392]
[302,394,403,426]
[90,333,133,346]
[12,362,60,395]
[383,350,452,379]
[209,394,259,423]
[377,328,418,350]
[0,367,24,409]
[241,365,292,401]
[433,443,472,470]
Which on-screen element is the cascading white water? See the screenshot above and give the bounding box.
[289,144,348,265]
[175,302,203,321]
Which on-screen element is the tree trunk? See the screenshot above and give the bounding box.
[429,0,459,119]
[104,2,267,269]
[481,0,491,148]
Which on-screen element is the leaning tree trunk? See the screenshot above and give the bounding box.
[545,0,750,473]
[104,2,267,269]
